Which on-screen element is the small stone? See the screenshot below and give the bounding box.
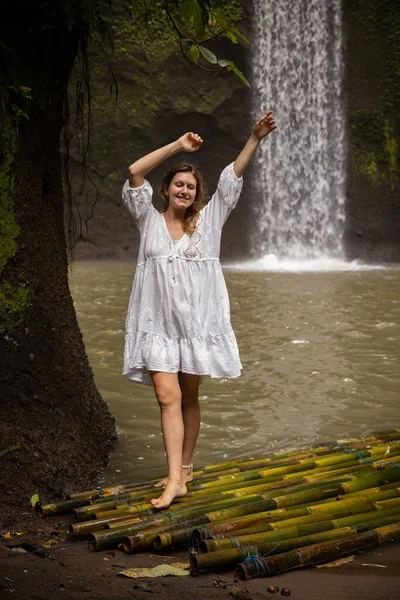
[228,587,251,600]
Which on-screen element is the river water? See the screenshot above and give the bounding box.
[70,261,400,485]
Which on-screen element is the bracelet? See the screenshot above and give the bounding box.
[182,463,193,469]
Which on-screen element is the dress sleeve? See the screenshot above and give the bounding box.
[204,162,243,228]
[122,179,153,224]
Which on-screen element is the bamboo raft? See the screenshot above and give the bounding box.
[39,430,400,580]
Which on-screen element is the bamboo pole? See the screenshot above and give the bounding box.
[37,498,91,517]
[191,526,356,573]
[236,523,400,580]
[199,521,340,553]
[37,429,400,577]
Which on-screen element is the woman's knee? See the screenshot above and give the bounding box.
[151,373,181,409]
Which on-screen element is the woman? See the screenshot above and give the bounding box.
[122,111,277,509]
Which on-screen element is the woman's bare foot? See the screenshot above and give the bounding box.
[154,476,168,489]
[150,481,187,509]
[154,464,194,489]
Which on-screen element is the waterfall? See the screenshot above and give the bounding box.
[251,0,346,260]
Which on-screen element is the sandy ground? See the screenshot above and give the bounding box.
[1,512,400,600]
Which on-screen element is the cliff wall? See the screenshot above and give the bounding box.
[343,0,400,261]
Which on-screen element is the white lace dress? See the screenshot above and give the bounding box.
[122,162,243,386]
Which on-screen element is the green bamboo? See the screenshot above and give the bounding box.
[37,429,400,578]
[153,522,210,551]
[92,501,154,520]
[374,497,400,510]
[235,530,378,579]
[307,489,398,515]
[192,508,310,542]
[64,431,400,502]
[88,530,129,552]
[37,498,91,517]
[232,507,400,541]
[236,522,400,580]
[70,513,142,535]
[116,532,157,553]
[341,482,400,499]
[200,521,340,553]
[332,507,400,529]
[284,462,369,483]
[191,526,356,573]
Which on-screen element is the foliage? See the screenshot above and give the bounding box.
[350,110,398,191]
[0,114,18,273]
[161,0,250,87]
[8,86,33,122]
[0,111,32,333]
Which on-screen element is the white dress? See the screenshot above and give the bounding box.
[122,162,243,386]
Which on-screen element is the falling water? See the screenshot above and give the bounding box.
[251,0,346,260]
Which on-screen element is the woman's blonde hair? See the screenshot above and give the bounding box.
[159,163,205,235]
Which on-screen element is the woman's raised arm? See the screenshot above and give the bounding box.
[233,111,277,179]
[128,133,203,188]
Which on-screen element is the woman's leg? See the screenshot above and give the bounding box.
[154,372,201,489]
[179,372,201,482]
[150,371,187,509]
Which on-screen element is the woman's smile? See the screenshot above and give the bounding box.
[168,172,197,207]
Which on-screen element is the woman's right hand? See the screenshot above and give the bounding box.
[178,132,203,152]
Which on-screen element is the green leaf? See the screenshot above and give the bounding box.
[226,63,251,88]
[230,26,250,45]
[192,1,205,39]
[217,59,232,68]
[223,30,238,44]
[31,493,40,508]
[198,45,217,64]
[188,44,200,64]
[181,0,194,21]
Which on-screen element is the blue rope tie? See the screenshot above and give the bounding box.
[201,525,213,540]
[242,553,271,577]
[330,441,400,469]
[239,542,258,560]
[126,502,145,512]
[177,519,193,549]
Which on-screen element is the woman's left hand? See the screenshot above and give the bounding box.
[253,111,277,141]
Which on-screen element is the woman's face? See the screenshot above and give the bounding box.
[167,172,197,210]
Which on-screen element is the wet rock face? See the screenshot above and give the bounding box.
[343,0,400,262]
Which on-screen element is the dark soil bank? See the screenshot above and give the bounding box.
[1,511,400,600]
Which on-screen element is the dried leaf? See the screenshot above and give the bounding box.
[30,493,40,507]
[170,562,190,570]
[4,531,23,539]
[118,564,189,578]
[42,539,57,548]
